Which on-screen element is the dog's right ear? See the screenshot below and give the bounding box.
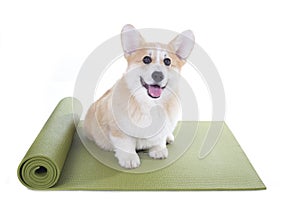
[121,24,145,55]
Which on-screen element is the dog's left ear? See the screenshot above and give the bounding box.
[169,30,195,60]
[121,24,145,55]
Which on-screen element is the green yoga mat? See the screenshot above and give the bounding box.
[17,97,266,190]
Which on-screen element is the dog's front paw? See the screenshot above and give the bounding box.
[119,156,140,169]
[149,147,168,159]
[166,134,174,144]
[115,150,140,169]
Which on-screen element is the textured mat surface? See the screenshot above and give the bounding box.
[17,97,266,190]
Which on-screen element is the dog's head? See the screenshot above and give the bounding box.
[121,24,195,100]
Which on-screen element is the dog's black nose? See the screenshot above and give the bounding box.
[151,71,164,83]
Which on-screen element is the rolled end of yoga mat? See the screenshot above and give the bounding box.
[17,97,82,189]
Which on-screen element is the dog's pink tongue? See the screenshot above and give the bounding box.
[148,85,162,98]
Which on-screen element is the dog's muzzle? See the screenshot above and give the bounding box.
[140,77,167,99]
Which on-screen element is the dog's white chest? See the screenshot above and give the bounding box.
[135,114,175,150]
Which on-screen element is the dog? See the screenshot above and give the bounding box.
[84,24,195,169]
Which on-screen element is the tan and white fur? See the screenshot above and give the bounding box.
[84,24,195,169]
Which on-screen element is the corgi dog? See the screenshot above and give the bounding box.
[84,24,195,169]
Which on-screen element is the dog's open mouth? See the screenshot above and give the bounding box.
[140,77,167,99]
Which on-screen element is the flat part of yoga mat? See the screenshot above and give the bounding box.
[18,98,266,190]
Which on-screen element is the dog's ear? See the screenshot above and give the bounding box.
[169,30,195,60]
[121,24,145,54]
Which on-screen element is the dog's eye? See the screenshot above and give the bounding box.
[163,58,171,66]
[143,56,152,64]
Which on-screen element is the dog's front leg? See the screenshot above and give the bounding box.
[110,133,140,169]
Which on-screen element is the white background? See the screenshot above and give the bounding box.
[1,0,300,199]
